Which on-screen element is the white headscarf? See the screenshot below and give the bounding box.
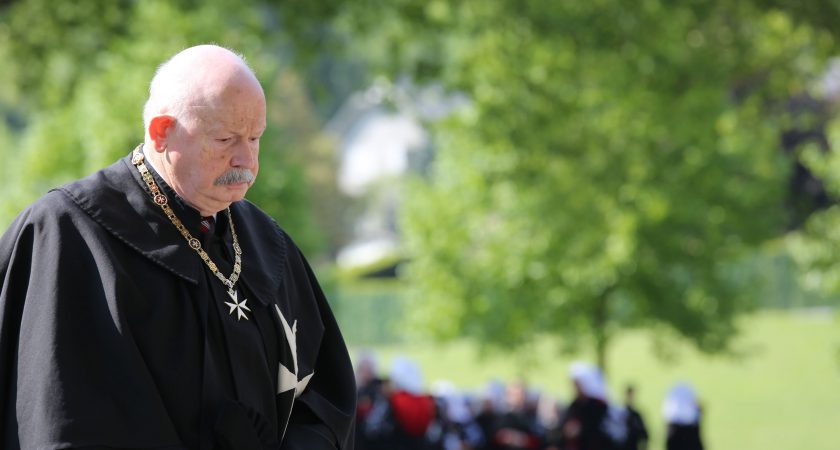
[569,361,608,401]
[389,356,425,395]
[483,379,507,412]
[662,382,701,425]
[354,350,379,384]
[430,380,473,423]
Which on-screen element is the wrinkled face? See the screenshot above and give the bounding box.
[163,80,266,214]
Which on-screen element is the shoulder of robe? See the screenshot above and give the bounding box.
[2,189,85,236]
[46,157,202,284]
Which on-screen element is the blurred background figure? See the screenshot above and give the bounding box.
[355,350,385,449]
[483,379,544,450]
[475,379,508,444]
[662,383,704,450]
[537,392,566,450]
[432,380,485,450]
[364,356,443,449]
[621,385,649,450]
[558,362,614,450]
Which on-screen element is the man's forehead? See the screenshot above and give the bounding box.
[185,104,265,120]
[185,112,266,136]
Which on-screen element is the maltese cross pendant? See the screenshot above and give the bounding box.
[225,288,251,321]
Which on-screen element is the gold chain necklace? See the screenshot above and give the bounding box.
[131,147,251,321]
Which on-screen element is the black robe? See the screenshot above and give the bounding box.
[665,423,703,450]
[0,153,356,449]
[558,397,609,450]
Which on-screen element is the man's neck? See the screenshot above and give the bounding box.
[141,143,161,177]
[141,144,217,219]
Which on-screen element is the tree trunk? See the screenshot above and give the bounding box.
[593,287,613,375]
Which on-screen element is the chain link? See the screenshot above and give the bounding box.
[132,147,242,288]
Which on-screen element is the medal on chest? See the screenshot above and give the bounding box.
[225,288,251,321]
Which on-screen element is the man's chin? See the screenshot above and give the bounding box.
[220,183,251,199]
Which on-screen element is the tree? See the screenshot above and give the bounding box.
[746,2,840,313]
[0,0,337,255]
[300,0,833,369]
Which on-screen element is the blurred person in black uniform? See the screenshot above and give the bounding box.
[484,380,544,450]
[537,392,566,450]
[355,351,385,449]
[662,383,703,450]
[558,363,612,450]
[431,382,485,450]
[621,385,648,450]
[364,357,443,450]
[475,380,507,449]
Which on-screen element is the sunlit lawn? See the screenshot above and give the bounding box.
[350,309,840,450]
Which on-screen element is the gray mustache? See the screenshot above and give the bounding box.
[214,168,255,186]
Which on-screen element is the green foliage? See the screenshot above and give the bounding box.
[0,0,135,109]
[0,0,331,255]
[789,115,840,295]
[332,280,407,345]
[750,0,840,42]
[3,0,837,368]
[765,4,840,300]
[307,0,836,366]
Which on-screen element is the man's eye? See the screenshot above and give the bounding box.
[217,137,232,143]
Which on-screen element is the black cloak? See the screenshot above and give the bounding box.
[0,153,356,449]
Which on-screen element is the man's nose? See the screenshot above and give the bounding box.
[231,139,258,168]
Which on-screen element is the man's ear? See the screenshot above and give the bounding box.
[148,115,176,152]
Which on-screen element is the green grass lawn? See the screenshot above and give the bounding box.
[349,309,840,450]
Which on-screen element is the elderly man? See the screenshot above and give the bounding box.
[0,45,355,449]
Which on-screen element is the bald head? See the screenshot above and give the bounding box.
[143,45,263,135]
[141,45,267,216]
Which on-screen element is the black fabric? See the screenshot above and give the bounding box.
[621,406,648,450]
[665,424,703,450]
[0,153,356,449]
[354,377,384,450]
[558,398,610,450]
[485,410,543,450]
[362,392,442,450]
